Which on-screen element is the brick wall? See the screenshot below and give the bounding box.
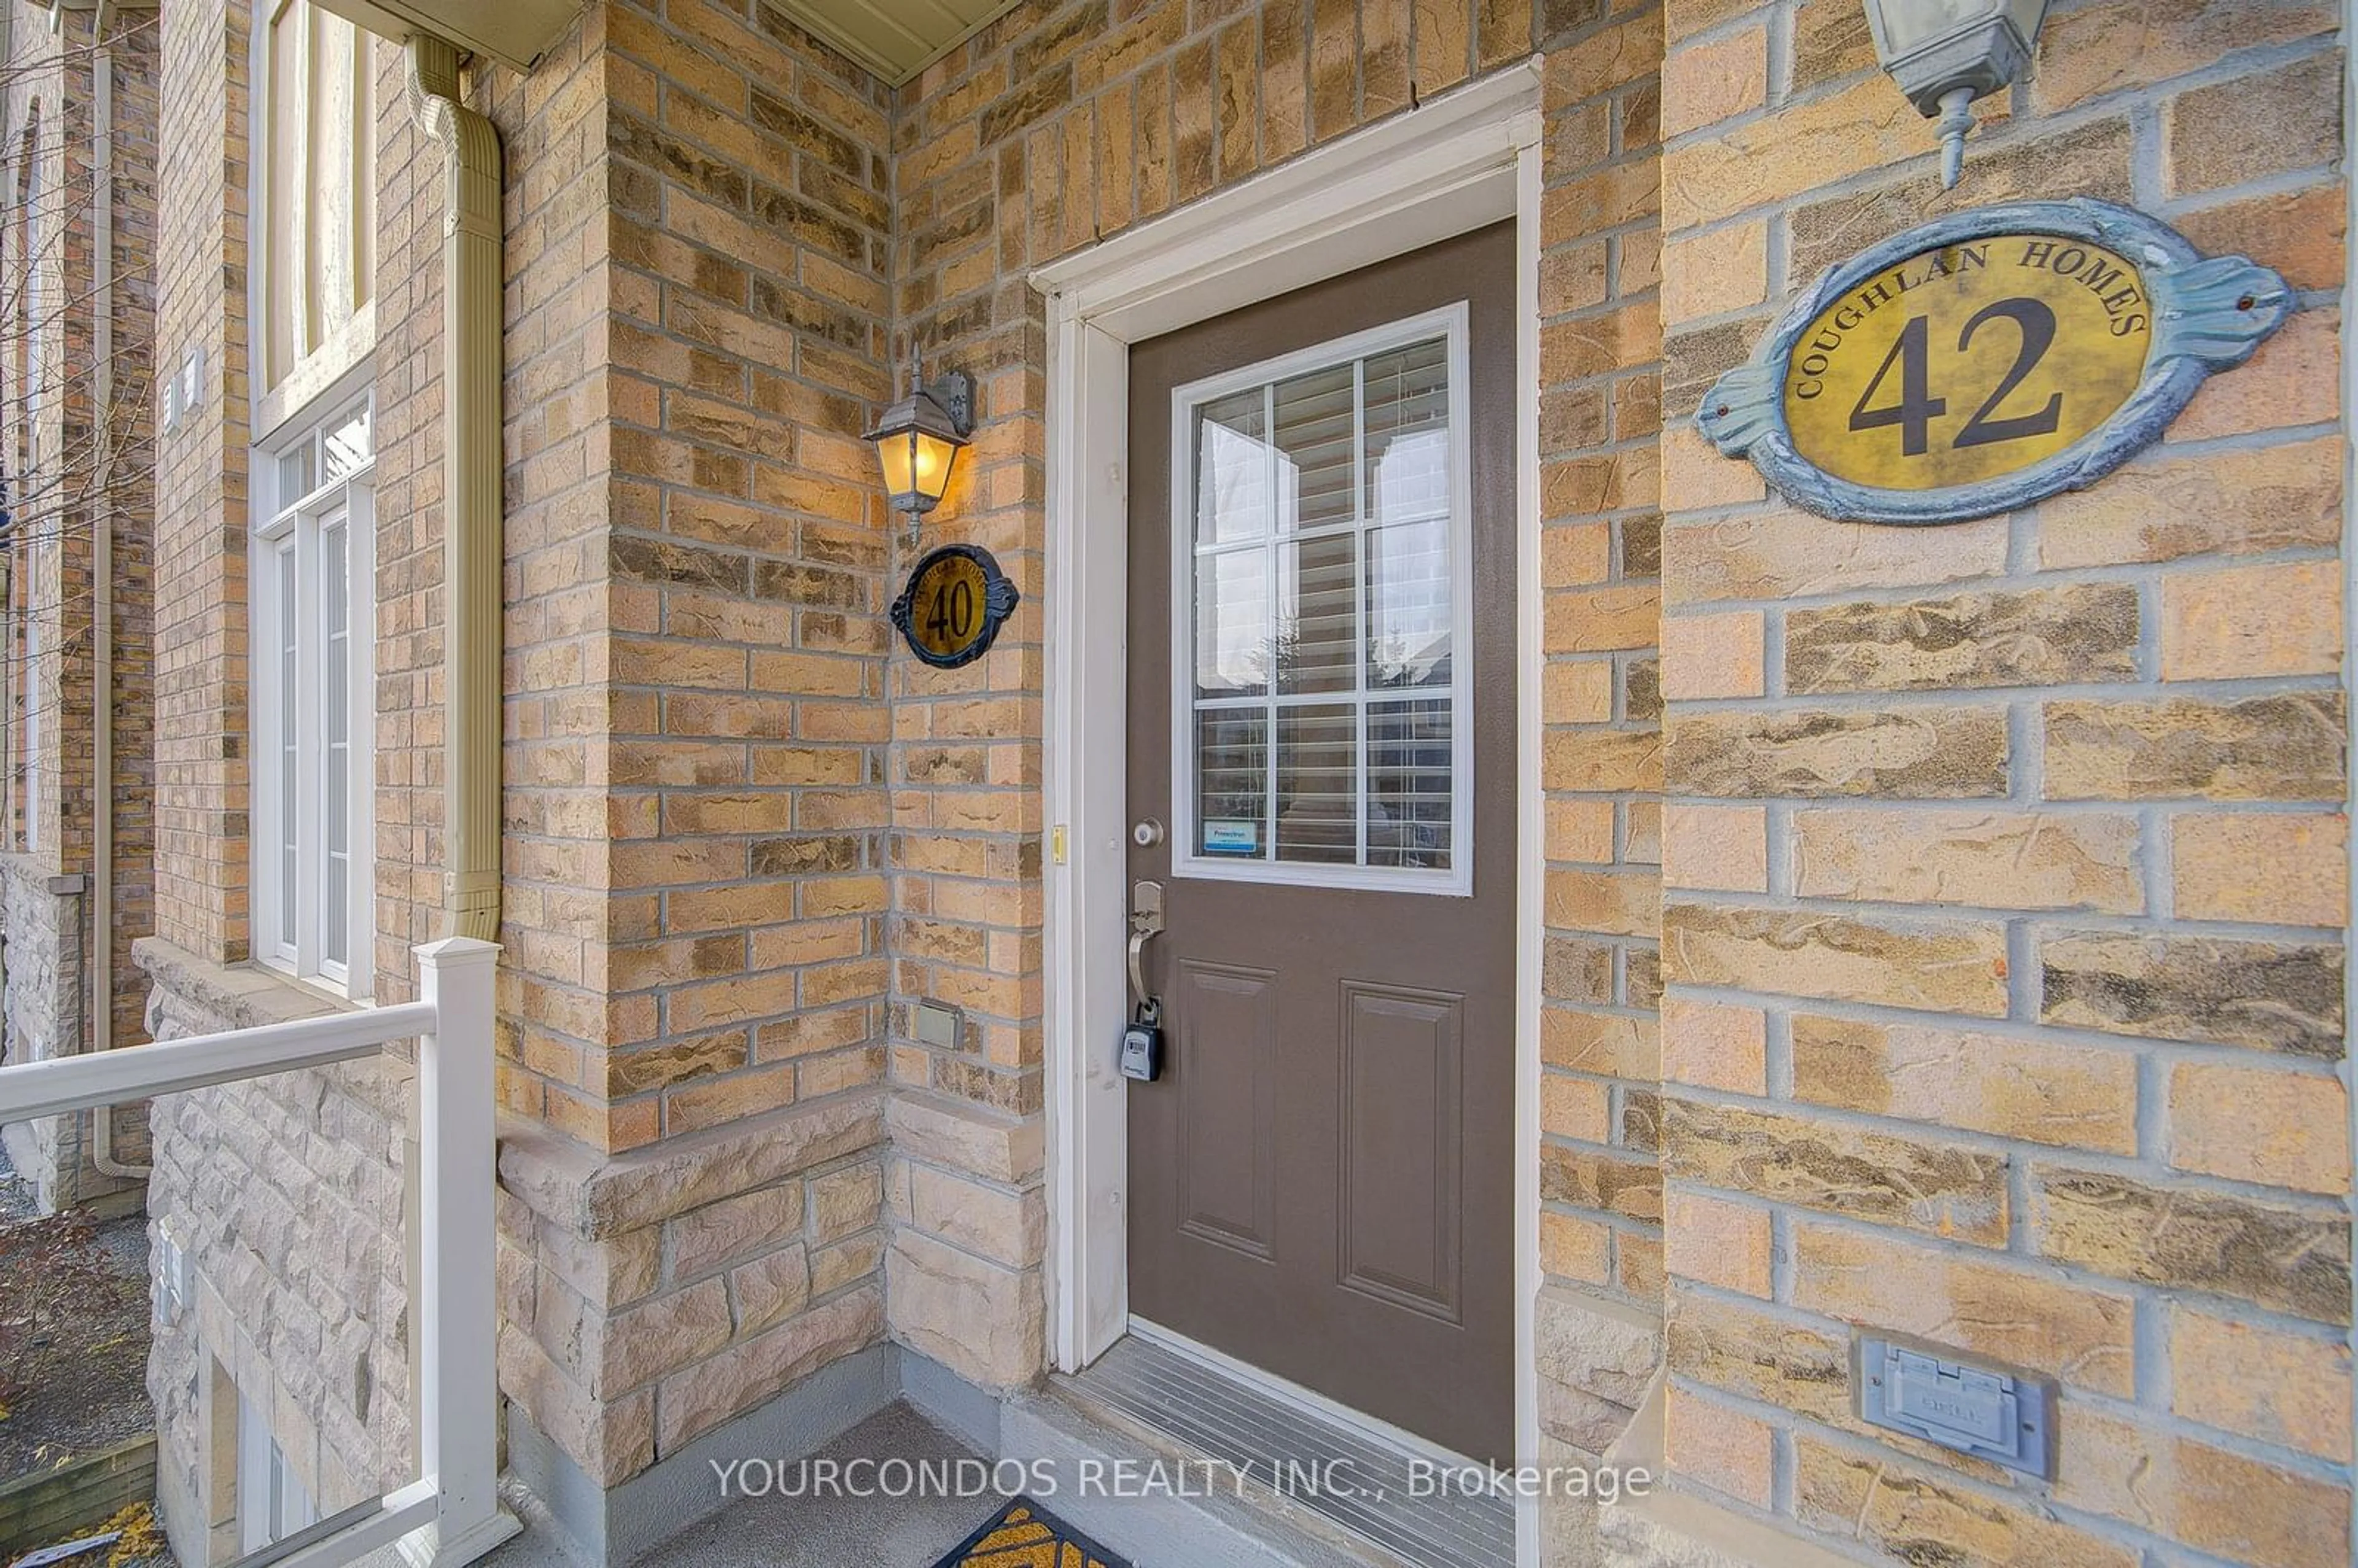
[1651,3,2353,1564]
[119,1,2358,1562]
[882,0,1665,1408]
[101,1,161,1100]
[0,0,158,1208]
[1530,4,1671,1465]
[136,0,913,1512]
[472,0,901,1492]
[582,0,898,1159]
[150,0,250,965]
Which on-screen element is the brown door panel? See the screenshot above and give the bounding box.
[1126,222,1517,1465]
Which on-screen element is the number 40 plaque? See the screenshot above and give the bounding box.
[891,543,1021,669]
[1700,198,2291,526]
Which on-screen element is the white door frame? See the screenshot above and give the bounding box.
[1033,61,1546,1564]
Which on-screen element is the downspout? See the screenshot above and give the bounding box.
[405,34,502,944]
[88,0,144,1179]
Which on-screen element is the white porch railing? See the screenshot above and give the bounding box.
[0,936,517,1568]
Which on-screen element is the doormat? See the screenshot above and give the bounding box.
[931,1497,1132,1568]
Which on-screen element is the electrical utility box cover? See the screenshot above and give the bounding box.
[1853,1333,2057,1478]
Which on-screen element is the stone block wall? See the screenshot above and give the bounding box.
[492,1092,885,1488]
[0,858,90,1208]
[1649,3,2354,1564]
[139,938,416,1568]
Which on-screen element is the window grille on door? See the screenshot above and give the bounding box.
[1170,305,1473,895]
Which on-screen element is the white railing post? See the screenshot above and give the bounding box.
[406,936,519,1568]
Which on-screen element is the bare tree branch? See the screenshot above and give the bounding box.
[0,12,162,832]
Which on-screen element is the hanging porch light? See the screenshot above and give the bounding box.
[1862,0,2052,189]
[865,352,974,538]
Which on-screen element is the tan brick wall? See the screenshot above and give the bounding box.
[365,9,618,1085]
[151,0,251,965]
[122,2,2358,1561]
[0,0,160,1205]
[104,7,160,1073]
[884,0,1671,1416]
[1533,4,1669,1385]
[464,0,901,1489]
[580,0,898,1156]
[1654,4,2353,1564]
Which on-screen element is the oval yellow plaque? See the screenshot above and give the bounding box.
[907,551,988,661]
[1782,236,2152,492]
[890,543,1019,669]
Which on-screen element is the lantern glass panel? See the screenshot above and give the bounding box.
[877,429,917,501]
[910,429,959,506]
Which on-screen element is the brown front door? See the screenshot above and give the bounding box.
[1124,223,1516,1465]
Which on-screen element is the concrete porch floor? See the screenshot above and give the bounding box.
[479,1402,1006,1568]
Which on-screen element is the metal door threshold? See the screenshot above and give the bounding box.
[1058,1333,1516,1568]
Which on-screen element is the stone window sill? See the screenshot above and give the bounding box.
[131,936,356,1034]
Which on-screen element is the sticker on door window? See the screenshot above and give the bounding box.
[1202,820,1260,855]
[1170,306,1473,895]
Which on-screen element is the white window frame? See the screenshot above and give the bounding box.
[251,383,375,999]
[1167,303,1476,897]
[247,0,379,440]
[236,1387,318,1553]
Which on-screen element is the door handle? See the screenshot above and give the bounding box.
[1127,880,1165,1007]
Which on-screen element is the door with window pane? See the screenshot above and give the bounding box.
[1124,224,1515,1464]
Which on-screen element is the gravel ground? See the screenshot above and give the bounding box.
[0,1142,159,1495]
[0,1141,174,1566]
[0,1142,36,1224]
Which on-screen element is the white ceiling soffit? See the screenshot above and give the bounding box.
[768,0,1028,87]
[308,0,584,74]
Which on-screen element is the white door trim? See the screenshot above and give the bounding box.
[1034,61,1546,1567]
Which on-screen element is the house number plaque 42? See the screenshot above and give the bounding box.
[1701,199,2292,525]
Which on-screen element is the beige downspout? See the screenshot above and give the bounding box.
[89,0,144,1179]
[406,34,503,943]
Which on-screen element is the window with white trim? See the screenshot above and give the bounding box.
[236,1386,318,1553]
[253,396,373,996]
[256,0,376,402]
[1171,306,1474,896]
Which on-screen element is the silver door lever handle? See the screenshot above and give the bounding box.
[1128,880,1165,1007]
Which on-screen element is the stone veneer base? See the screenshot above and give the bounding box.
[899,1348,1003,1460]
[505,1341,900,1567]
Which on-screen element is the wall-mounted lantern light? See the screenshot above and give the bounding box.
[1862,0,2050,190]
[865,353,973,540]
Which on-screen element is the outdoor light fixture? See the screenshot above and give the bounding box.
[1862,0,2050,189]
[865,352,973,538]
